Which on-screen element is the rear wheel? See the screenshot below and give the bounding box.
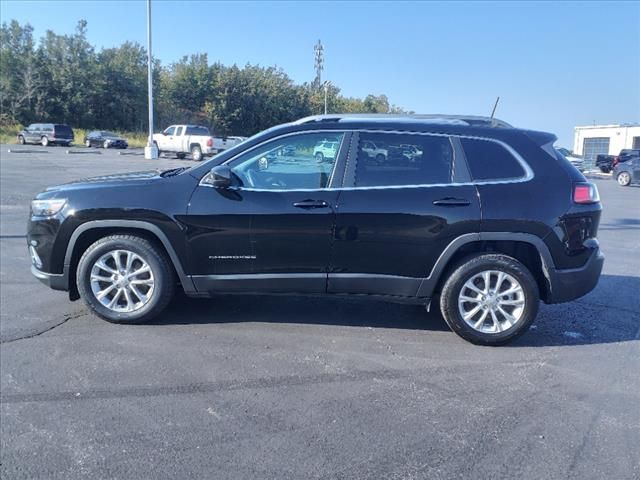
[599,166,610,173]
[315,152,324,162]
[41,136,49,147]
[103,140,109,149]
[191,145,203,161]
[375,153,386,164]
[176,152,186,160]
[439,254,539,346]
[617,171,631,186]
[76,235,175,324]
[85,139,91,148]
[18,135,25,145]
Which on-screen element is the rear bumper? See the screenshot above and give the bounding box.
[546,246,604,304]
[31,264,69,291]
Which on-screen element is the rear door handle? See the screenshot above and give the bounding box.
[293,199,329,209]
[432,197,471,207]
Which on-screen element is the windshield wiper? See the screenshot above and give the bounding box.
[160,167,188,178]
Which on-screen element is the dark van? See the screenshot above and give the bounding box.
[18,123,74,147]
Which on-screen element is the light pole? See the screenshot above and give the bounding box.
[144,0,158,159]
[323,81,332,115]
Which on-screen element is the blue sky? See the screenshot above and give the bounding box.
[1,0,638,146]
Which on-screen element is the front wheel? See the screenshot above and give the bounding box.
[191,145,203,161]
[76,235,175,324]
[617,171,631,186]
[439,254,539,346]
[85,139,91,148]
[18,135,25,145]
[375,153,386,164]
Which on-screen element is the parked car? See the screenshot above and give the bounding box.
[361,140,388,163]
[596,149,639,173]
[212,136,247,154]
[152,125,214,161]
[556,147,584,171]
[613,156,640,186]
[17,123,74,147]
[27,114,604,346]
[313,140,340,162]
[84,131,128,149]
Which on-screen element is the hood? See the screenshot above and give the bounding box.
[42,170,163,194]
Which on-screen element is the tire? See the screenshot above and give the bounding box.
[18,135,25,145]
[439,254,539,346]
[375,153,386,164]
[85,139,91,148]
[103,140,109,149]
[76,235,175,324]
[191,145,203,161]
[315,152,324,162]
[599,167,610,174]
[617,171,631,186]
[41,136,49,147]
[153,141,161,157]
[176,152,186,160]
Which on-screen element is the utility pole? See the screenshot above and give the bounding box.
[314,40,324,88]
[145,0,158,159]
[323,81,332,115]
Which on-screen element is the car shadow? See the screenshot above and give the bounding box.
[599,217,640,230]
[151,274,639,348]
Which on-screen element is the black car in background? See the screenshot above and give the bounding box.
[84,131,128,149]
[613,155,640,186]
[596,149,639,173]
[17,123,74,146]
[27,114,604,346]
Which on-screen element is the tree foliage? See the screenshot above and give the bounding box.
[0,20,410,135]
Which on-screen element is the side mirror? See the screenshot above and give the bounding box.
[204,164,233,188]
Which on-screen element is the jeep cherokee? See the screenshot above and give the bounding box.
[28,114,604,345]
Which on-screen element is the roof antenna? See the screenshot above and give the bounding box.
[490,96,500,123]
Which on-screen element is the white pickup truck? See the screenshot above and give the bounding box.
[152,125,215,161]
[212,135,248,153]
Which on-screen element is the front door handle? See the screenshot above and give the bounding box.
[293,199,329,209]
[432,197,471,207]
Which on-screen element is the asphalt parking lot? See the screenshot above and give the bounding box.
[1,144,638,479]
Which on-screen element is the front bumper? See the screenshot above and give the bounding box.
[546,246,604,304]
[31,264,69,291]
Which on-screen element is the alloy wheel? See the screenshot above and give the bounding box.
[617,172,631,186]
[458,270,525,334]
[90,249,155,313]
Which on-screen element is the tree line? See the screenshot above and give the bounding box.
[0,20,408,137]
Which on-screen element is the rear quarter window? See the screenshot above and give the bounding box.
[460,137,525,181]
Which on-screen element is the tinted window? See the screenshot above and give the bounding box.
[186,126,210,136]
[229,132,344,190]
[43,125,54,132]
[54,124,72,136]
[460,137,525,180]
[354,133,453,187]
[164,126,176,136]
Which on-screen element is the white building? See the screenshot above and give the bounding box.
[573,124,640,164]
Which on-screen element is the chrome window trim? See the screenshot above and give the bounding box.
[199,129,534,191]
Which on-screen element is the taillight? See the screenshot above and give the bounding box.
[573,182,600,204]
[207,138,213,147]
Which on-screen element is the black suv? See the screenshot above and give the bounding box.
[18,123,74,146]
[28,115,604,345]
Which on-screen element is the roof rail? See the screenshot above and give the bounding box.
[291,113,512,128]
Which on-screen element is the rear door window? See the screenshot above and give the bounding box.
[460,137,525,181]
[354,133,453,187]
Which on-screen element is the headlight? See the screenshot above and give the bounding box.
[31,198,67,216]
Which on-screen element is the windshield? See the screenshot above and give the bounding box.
[101,131,118,137]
